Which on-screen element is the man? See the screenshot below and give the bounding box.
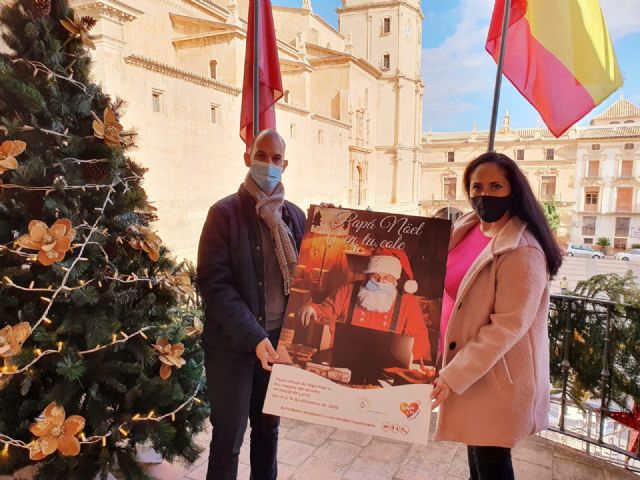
[298,248,431,364]
[559,275,569,294]
[197,129,305,480]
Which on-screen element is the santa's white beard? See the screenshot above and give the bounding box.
[357,286,398,313]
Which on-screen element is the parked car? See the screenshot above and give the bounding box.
[565,244,605,259]
[614,249,640,262]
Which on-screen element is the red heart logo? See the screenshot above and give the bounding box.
[400,401,420,419]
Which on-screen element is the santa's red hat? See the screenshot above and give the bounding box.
[364,247,418,294]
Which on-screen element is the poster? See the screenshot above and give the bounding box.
[264,206,451,444]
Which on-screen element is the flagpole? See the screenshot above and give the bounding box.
[253,0,260,137]
[487,0,511,152]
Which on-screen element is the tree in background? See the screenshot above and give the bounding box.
[0,1,207,478]
[596,237,611,252]
[541,200,560,234]
[548,272,640,411]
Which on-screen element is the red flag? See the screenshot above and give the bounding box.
[240,0,283,149]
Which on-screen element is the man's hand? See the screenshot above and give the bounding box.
[431,377,451,410]
[255,338,279,371]
[298,305,317,327]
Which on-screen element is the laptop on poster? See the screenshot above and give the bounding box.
[330,323,414,385]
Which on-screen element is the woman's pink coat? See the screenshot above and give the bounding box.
[435,213,551,448]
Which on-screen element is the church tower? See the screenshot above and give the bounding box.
[338,0,424,209]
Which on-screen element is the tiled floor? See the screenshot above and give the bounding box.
[146,413,639,479]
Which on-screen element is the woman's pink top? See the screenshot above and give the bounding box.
[439,224,492,354]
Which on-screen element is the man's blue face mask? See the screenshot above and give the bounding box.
[250,160,283,193]
[365,278,396,293]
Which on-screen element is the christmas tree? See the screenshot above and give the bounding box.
[0,1,208,478]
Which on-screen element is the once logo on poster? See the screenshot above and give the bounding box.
[400,401,421,420]
[382,422,410,435]
[356,396,370,410]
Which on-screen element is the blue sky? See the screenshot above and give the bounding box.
[272,0,640,132]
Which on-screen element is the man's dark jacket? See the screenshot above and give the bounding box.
[197,185,306,353]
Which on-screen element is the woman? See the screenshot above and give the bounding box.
[431,152,563,479]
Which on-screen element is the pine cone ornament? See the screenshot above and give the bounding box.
[81,16,98,30]
[81,161,111,182]
[27,0,52,18]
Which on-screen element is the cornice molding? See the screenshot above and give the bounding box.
[580,178,605,187]
[534,167,559,176]
[612,178,640,186]
[71,0,144,23]
[337,1,423,20]
[181,0,229,20]
[439,168,456,177]
[276,102,310,116]
[348,145,373,154]
[616,153,640,161]
[311,113,351,130]
[124,54,241,95]
[583,152,606,161]
[307,50,382,79]
[274,6,346,40]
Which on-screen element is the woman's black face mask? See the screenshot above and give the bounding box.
[470,195,512,223]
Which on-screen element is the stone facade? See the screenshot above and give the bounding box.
[5,0,637,254]
[573,97,640,251]
[420,96,640,250]
[57,0,425,260]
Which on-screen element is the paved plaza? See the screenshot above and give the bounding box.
[147,413,639,480]
[145,257,640,480]
[550,256,640,294]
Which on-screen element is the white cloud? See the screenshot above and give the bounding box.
[421,0,495,131]
[600,0,640,40]
[421,0,640,131]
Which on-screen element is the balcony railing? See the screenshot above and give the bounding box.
[548,294,640,472]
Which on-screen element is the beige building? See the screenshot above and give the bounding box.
[52,0,426,260]
[420,96,640,250]
[420,112,578,242]
[573,97,640,251]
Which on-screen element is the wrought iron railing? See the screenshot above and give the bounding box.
[547,294,640,472]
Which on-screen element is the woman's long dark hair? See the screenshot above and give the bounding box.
[463,152,563,277]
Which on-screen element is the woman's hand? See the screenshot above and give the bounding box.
[431,377,451,410]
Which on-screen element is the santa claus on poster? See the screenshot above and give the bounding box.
[264,206,450,445]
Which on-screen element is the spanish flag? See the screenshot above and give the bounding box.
[486,0,623,137]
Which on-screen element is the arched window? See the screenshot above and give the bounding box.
[209,60,218,79]
[283,90,290,103]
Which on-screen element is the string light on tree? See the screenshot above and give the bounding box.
[0,0,208,476]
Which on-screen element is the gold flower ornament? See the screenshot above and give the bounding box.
[17,219,76,266]
[29,402,85,460]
